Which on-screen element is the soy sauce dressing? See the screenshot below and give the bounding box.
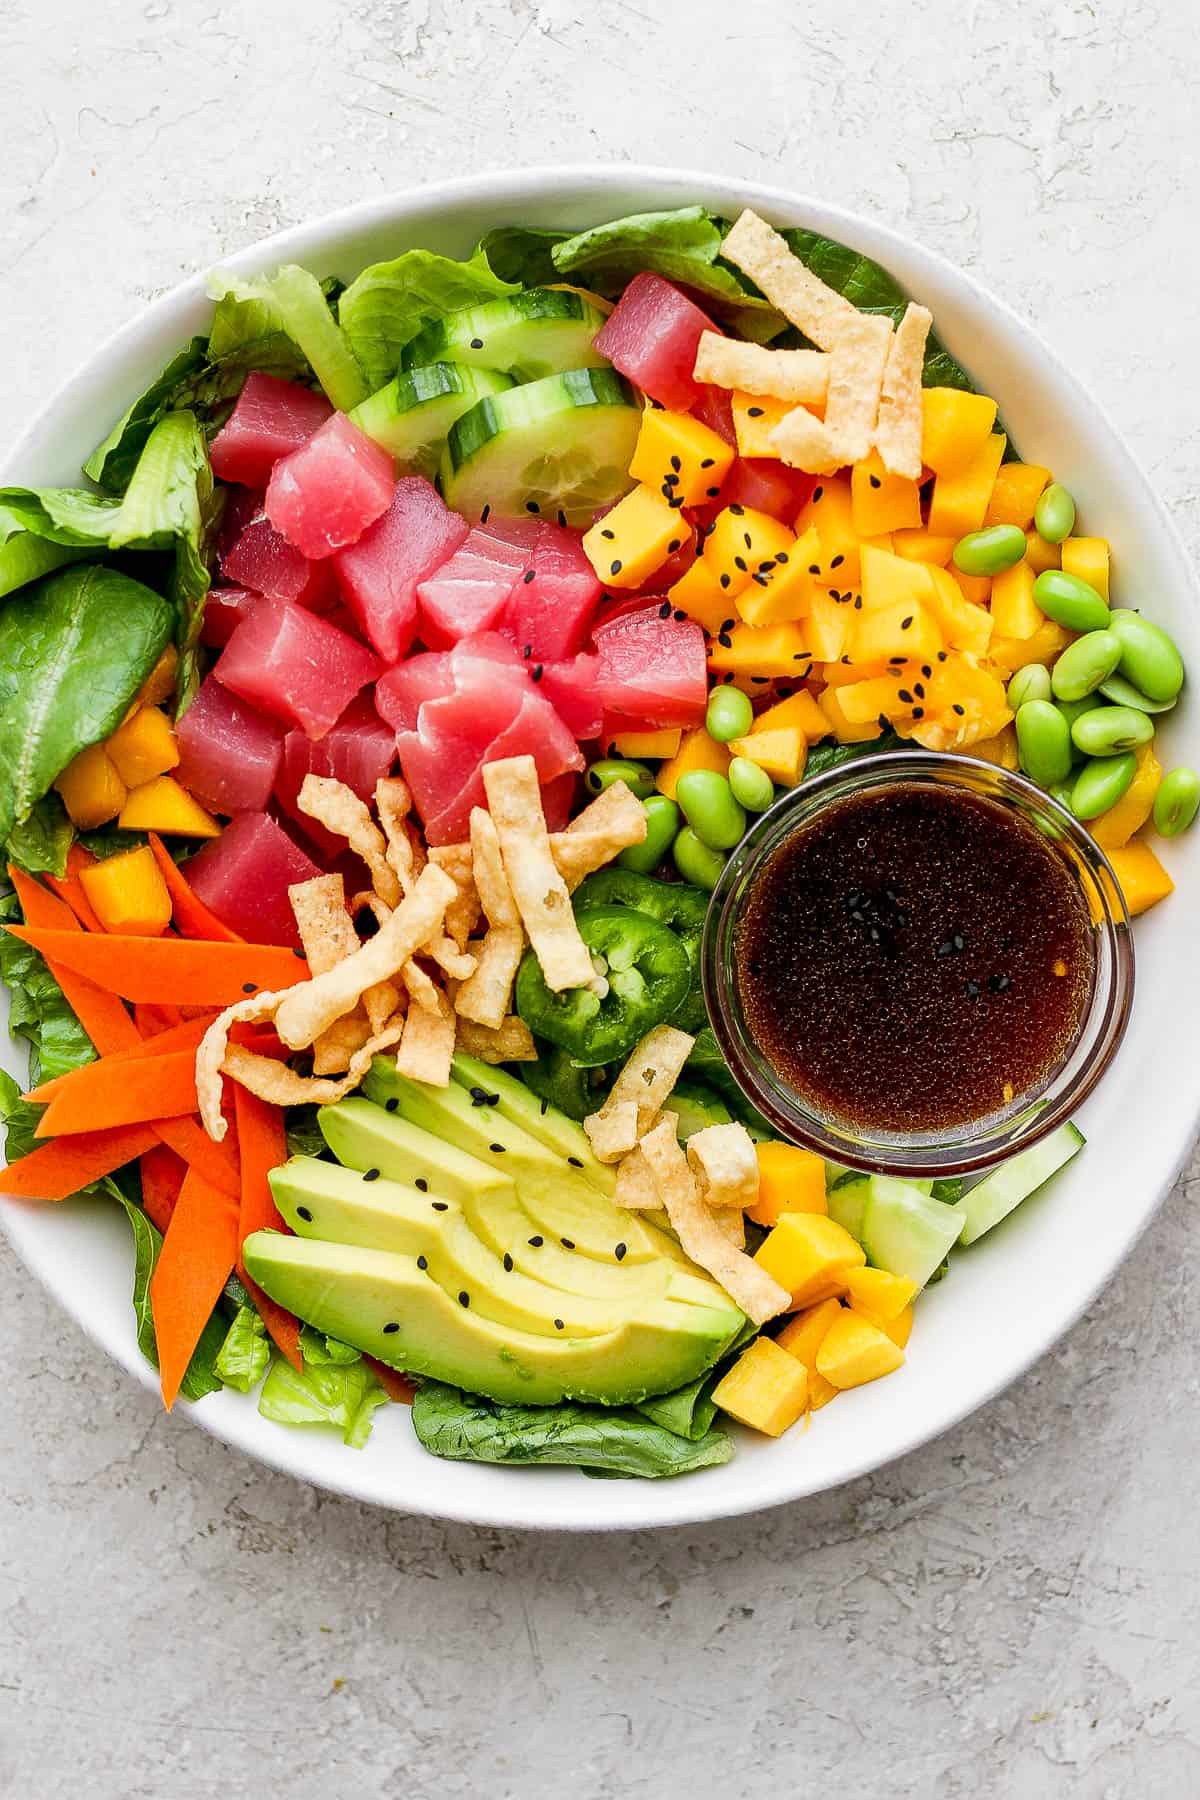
[735,783,1095,1134]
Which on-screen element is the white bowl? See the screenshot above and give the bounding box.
[4,166,1198,1531]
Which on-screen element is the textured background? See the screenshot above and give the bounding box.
[2,2,1199,1794]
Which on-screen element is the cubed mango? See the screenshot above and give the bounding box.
[106,706,180,789]
[582,484,684,589]
[753,1211,865,1310]
[117,775,220,837]
[628,407,735,507]
[815,1309,905,1389]
[749,1143,828,1227]
[53,743,127,830]
[712,1337,809,1437]
[78,845,172,936]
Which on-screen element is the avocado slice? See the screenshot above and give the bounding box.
[243,1231,744,1407]
[450,1052,614,1192]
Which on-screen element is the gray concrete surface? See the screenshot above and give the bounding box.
[2,2,1199,1794]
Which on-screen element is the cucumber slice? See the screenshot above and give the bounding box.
[826,1175,870,1244]
[439,367,640,528]
[349,362,514,476]
[957,1122,1085,1246]
[402,289,609,383]
[860,1176,965,1289]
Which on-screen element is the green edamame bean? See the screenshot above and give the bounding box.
[1055,691,1105,763]
[728,756,775,813]
[1070,705,1154,756]
[617,795,681,874]
[585,758,656,801]
[1153,767,1200,837]
[1016,700,1073,788]
[1098,673,1178,715]
[1050,629,1122,702]
[675,770,747,850]
[1007,663,1052,710]
[705,686,754,744]
[1108,609,1185,704]
[953,524,1027,577]
[673,826,726,892]
[1033,569,1110,633]
[1033,482,1076,545]
[1071,752,1137,820]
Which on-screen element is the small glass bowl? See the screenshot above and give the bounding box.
[702,750,1135,1178]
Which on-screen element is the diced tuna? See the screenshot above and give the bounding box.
[184,811,322,948]
[335,476,469,662]
[592,606,708,726]
[266,413,395,559]
[593,274,721,413]
[174,675,283,816]
[210,373,333,489]
[275,695,397,856]
[215,598,380,740]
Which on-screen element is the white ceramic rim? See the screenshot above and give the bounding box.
[3,163,1198,1532]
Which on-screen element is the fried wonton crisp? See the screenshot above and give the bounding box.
[482,756,593,992]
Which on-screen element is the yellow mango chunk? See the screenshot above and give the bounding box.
[920,389,998,477]
[1061,536,1110,602]
[731,391,795,460]
[748,1143,828,1228]
[668,556,732,635]
[106,705,180,789]
[843,1267,917,1323]
[794,473,861,587]
[850,598,943,666]
[927,433,1007,537]
[1092,746,1161,850]
[775,1297,843,1409]
[902,654,1011,751]
[969,724,1020,770]
[804,590,851,663]
[850,450,922,537]
[118,775,220,838]
[706,621,811,680]
[836,676,919,726]
[985,462,1050,529]
[951,568,992,607]
[78,845,172,937]
[753,1211,865,1311]
[880,1305,913,1349]
[892,527,955,567]
[736,528,818,627]
[987,619,1073,678]
[582,484,684,589]
[815,1308,905,1389]
[1024,530,1062,574]
[656,727,730,800]
[816,685,883,744]
[729,726,806,785]
[820,656,889,688]
[608,726,681,760]
[859,544,934,614]
[705,505,795,601]
[136,644,179,709]
[925,566,994,656]
[750,688,829,742]
[1107,841,1174,915]
[712,1337,809,1437]
[628,406,734,507]
[54,743,127,830]
[989,559,1043,641]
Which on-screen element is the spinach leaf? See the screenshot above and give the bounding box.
[803,731,906,782]
[411,1382,733,1479]
[76,825,145,861]
[4,793,74,878]
[0,504,89,603]
[338,247,519,392]
[258,1350,386,1447]
[635,1371,721,1442]
[108,1178,225,1399]
[0,889,96,1083]
[0,563,174,843]
[215,1304,271,1392]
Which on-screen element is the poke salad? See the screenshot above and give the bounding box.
[0,202,1193,1482]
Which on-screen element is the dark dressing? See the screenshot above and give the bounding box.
[735,783,1095,1134]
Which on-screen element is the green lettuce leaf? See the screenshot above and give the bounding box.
[338,247,519,392]
[75,825,145,861]
[215,1304,271,1392]
[634,1371,721,1442]
[258,1351,386,1448]
[0,504,90,604]
[0,889,96,1084]
[4,793,74,877]
[411,1381,733,1479]
[803,731,906,782]
[284,1104,328,1161]
[0,563,175,844]
[684,1028,776,1142]
[475,226,568,289]
[207,266,368,411]
[298,1323,362,1366]
[0,1067,41,1164]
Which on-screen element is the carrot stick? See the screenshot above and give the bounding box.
[5,927,309,1004]
[365,1357,415,1405]
[148,834,244,943]
[26,1015,215,1104]
[6,868,141,1056]
[153,1117,240,1197]
[149,1166,240,1408]
[34,1049,199,1137]
[0,1122,161,1200]
[45,873,104,932]
[233,1083,303,1372]
[135,1001,185,1034]
[140,1142,186,1232]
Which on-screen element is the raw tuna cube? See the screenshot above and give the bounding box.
[217,483,264,557]
[690,383,736,447]
[266,413,395,559]
[501,522,601,662]
[533,652,603,739]
[711,457,816,521]
[201,587,260,650]
[593,607,708,726]
[593,274,720,413]
[184,811,321,948]
[487,688,586,783]
[396,681,527,846]
[541,771,577,833]
[210,373,333,489]
[175,675,283,815]
[215,598,380,740]
[336,476,469,661]
[415,517,534,649]
[221,507,338,608]
[374,651,455,733]
[275,695,397,856]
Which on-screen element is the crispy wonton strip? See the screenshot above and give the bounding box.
[551,781,648,892]
[453,1013,536,1064]
[289,875,375,1071]
[711,1208,747,1249]
[429,841,481,950]
[874,302,932,481]
[376,778,417,895]
[769,405,844,475]
[196,991,287,1141]
[639,1117,788,1325]
[401,957,442,1014]
[821,312,893,467]
[693,331,831,404]
[395,986,456,1086]
[614,1143,660,1210]
[311,1014,372,1076]
[584,1099,641,1164]
[721,209,862,353]
[222,1025,403,1111]
[274,862,457,1050]
[686,1121,760,1213]
[298,774,401,908]
[454,808,524,1029]
[482,757,592,992]
[601,1024,695,1136]
[425,935,477,981]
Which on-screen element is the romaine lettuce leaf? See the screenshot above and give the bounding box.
[0,888,96,1083]
[0,1067,41,1164]
[4,793,74,878]
[258,1350,386,1448]
[475,226,568,289]
[411,1382,733,1479]
[215,1304,271,1392]
[338,247,518,391]
[0,504,89,603]
[207,266,368,411]
[298,1323,362,1366]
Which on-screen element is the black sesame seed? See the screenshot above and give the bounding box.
[747,405,765,418]
[808,564,821,575]
[900,615,913,629]
[523,643,533,658]
[601,527,615,540]
[469,1086,489,1106]
[830,553,845,568]
[363,1168,380,1182]
[532,665,543,682]
[664,472,679,488]
[964,980,981,999]
[614,1242,627,1261]
[667,539,681,554]
[734,556,747,572]
[743,531,753,549]
[877,713,891,731]
[719,573,731,589]
[241,981,257,994]
[854,595,863,610]
[718,631,732,648]
[470,337,484,349]
[752,573,768,587]
[416,1255,427,1271]
[296,1206,313,1222]
[481,503,491,523]
[489,1143,505,1154]
[700,457,715,469]
[723,672,735,683]
[952,703,966,716]
[707,486,721,497]
[897,689,913,704]
[432,1200,448,1211]
[659,600,672,618]
[989,973,1012,993]
[561,1237,575,1249]
[567,1156,583,1168]
[292,946,306,958]
[812,486,823,501]
[721,618,736,632]
[525,500,540,514]
[558,509,567,528]
[385,1097,399,1113]
[921,664,933,678]
[912,705,924,718]
[937,650,948,662]
[670,454,682,472]
[751,674,769,683]
[523,567,536,583]
[503,1252,514,1272]
[458,1291,470,1307]
[730,503,745,516]
[528,1235,543,1247]
[540,1099,549,1114]
[914,683,926,699]
[674,607,688,621]
[415,1177,428,1192]
[611,559,622,576]
[383,1321,400,1333]
[554,1318,565,1330]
